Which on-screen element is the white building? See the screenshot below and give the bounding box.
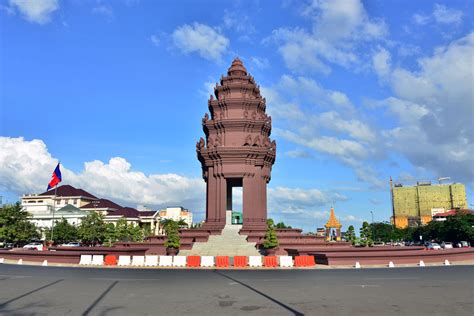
[156,207,193,234]
[21,185,194,237]
[22,185,99,229]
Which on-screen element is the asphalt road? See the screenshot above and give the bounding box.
[0,264,472,316]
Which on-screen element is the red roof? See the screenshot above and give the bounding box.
[81,199,122,210]
[108,207,140,218]
[139,211,157,217]
[40,185,97,199]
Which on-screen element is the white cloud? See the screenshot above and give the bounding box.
[8,0,59,24]
[413,13,430,25]
[223,9,255,39]
[262,75,383,188]
[285,150,314,159]
[433,4,463,25]
[92,3,114,21]
[250,56,269,69]
[267,0,387,73]
[269,187,342,207]
[150,34,160,47]
[372,47,391,77]
[374,33,474,183]
[0,137,205,210]
[413,4,463,26]
[172,23,229,62]
[317,111,376,143]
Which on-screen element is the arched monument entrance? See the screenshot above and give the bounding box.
[197,58,276,232]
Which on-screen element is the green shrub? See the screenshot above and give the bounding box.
[262,219,279,249]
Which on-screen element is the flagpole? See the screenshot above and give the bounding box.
[51,184,58,244]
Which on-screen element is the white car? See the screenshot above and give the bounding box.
[23,242,44,251]
[60,242,81,247]
[426,242,441,250]
[442,242,453,249]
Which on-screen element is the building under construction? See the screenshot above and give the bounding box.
[390,178,467,228]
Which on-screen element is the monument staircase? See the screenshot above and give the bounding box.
[179,225,260,256]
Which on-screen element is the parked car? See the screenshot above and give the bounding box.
[441,242,453,249]
[456,241,470,248]
[426,242,441,250]
[373,241,385,247]
[23,242,43,251]
[60,242,81,247]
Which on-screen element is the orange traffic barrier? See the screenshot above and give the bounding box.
[216,256,229,267]
[307,256,315,266]
[263,256,278,267]
[104,255,117,266]
[233,256,248,267]
[294,256,309,267]
[187,256,201,267]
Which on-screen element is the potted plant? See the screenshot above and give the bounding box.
[262,219,279,255]
[164,220,180,255]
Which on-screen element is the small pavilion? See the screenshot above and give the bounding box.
[324,207,342,241]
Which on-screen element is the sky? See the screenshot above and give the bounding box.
[1,0,473,232]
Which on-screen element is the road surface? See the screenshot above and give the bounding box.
[0,264,472,315]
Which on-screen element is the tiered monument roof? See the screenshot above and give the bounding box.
[325,207,342,228]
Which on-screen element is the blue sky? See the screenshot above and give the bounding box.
[1,0,473,232]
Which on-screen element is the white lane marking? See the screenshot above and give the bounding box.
[345,284,380,288]
[90,277,161,281]
[0,275,32,279]
[366,277,420,280]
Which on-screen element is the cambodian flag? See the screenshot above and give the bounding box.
[47,163,62,191]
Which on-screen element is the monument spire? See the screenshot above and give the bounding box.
[197,58,276,232]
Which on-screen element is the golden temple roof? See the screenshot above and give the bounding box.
[324,207,342,228]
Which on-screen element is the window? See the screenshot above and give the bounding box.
[73,199,78,204]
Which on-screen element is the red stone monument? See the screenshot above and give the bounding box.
[197,58,276,232]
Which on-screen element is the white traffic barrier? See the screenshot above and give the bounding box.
[118,255,131,266]
[355,262,361,269]
[159,256,173,267]
[249,256,263,267]
[132,256,145,266]
[79,255,92,265]
[42,260,48,266]
[173,256,186,267]
[388,261,395,268]
[17,259,23,265]
[279,256,294,267]
[91,255,104,266]
[145,255,158,267]
[200,256,215,267]
[444,259,451,266]
[0,258,4,264]
[419,260,425,267]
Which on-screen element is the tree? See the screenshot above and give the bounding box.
[359,221,373,247]
[164,220,180,249]
[78,212,107,246]
[275,222,292,229]
[177,219,188,228]
[104,223,116,247]
[129,224,144,242]
[45,218,78,244]
[345,225,356,245]
[0,202,39,246]
[115,219,131,242]
[262,219,279,249]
